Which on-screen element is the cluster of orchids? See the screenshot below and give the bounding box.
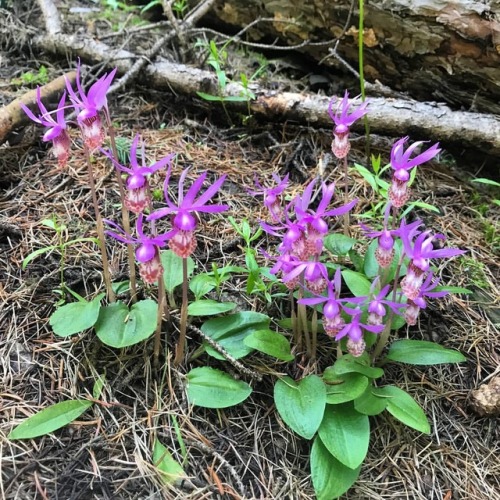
[21,61,228,365]
[254,92,464,358]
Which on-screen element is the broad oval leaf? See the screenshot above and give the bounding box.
[324,234,357,256]
[161,250,195,293]
[385,339,466,365]
[187,299,236,316]
[50,294,103,337]
[332,354,384,379]
[311,436,361,500]
[378,385,430,434]
[9,400,92,440]
[354,386,389,415]
[186,367,252,408]
[244,329,294,361]
[318,404,370,469]
[95,299,157,348]
[274,375,326,439]
[324,371,369,405]
[153,438,185,485]
[202,311,270,360]
[341,269,371,297]
[189,274,216,299]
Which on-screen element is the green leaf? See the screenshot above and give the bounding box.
[189,274,216,299]
[244,329,294,361]
[378,385,430,434]
[385,340,466,365]
[9,400,92,440]
[434,285,472,295]
[318,404,370,469]
[391,312,407,331]
[363,239,379,278]
[161,250,195,293]
[341,269,371,297]
[348,249,364,273]
[472,177,500,187]
[352,164,378,192]
[332,354,384,379]
[153,438,185,485]
[95,300,157,348]
[50,294,103,336]
[93,374,106,399]
[22,245,57,270]
[186,367,252,408]
[274,375,326,439]
[324,234,357,256]
[196,91,224,102]
[187,299,236,316]
[354,386,389,415]
[112,281,131,295]
[202,312,270,360]
[323,371,369,405]
[311,436,361,500]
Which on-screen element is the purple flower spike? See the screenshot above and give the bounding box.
[249,173,289,221]
[336,307,384,357]
[299,268,364,337]
[404,272,449,325]
[148,168,228,258]
[328,91,369,159]
[66,60,117,150]
[295,179,357,257]
[103,135,175,213]
[366,280,405,326]
[389,137,441,207]
[20,88,71,166]
[105,214,172,284]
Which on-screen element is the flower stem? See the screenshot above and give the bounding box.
[311,309,318,361]
[342,155,350,236]
[154,270,166,370]
[174,257,188,365]
[105,112,138,303]
[372,252,404,361]
[83,147,115,303]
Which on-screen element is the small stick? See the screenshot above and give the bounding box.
[172,313,263,381]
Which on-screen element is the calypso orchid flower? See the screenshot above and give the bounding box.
[298,269,364,337]
[389,137,441,207]
[282,259,328,294]
[365,278,406,326]
[105,214,171,284]
[20,88,71,167]
[295,178,357,257]
[102,135,175,213]
[404,272,450,325]
[148,168,228,258]
[337,307,384,357]
[249,173,289,221]
[66,60,117,150]
[328,91,369,159]
[399,219,465,299]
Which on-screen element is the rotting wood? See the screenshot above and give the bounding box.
[208,0,500,114]
[10,32,500,155]
[0,71,76,146]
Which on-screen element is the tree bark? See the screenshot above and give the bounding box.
[209,0,500,114]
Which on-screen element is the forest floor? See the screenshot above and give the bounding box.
[1,2,499,500]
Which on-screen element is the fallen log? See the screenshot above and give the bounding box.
[0,72,75,145]
[209,0,500,114]
[18,32,500,155]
